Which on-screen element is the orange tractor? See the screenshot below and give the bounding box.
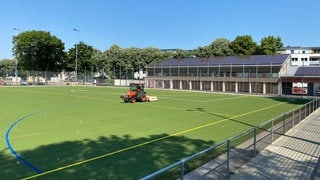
[120,82,157,103]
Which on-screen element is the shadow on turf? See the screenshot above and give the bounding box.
[187,97,310,129]
[267,96,311,105]
[188,107,256,128]
[0,134,216,179]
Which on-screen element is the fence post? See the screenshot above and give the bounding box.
[312,100,315,112]
[292,109,295,128]
[304,104,307,119]
[299,107,301,122]
[308,102,311,114]
[270,119,274,144]
[227,139,230,178]
[180,160,184,180]
[253,127,257,157]
[282,113,286,134]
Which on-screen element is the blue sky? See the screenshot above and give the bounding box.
[1,0,320,59]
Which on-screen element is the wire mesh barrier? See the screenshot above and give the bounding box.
[141,98,320,180]
[0,69,114,86]
[0,68,145,86]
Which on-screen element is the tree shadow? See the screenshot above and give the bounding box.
[267,96,311,105]
[0,134,215,179]
[187,95,312,129]
[187,107,256,128]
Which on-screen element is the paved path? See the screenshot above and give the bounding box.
[229,109,320,180]
[184,109,320,180]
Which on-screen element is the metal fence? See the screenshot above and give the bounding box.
[0,69,109,86]
[0,68,142,86]
[141,98,320,180]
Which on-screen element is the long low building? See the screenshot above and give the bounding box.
[145,54,320,96]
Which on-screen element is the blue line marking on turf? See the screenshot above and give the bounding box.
[5,110,49,173]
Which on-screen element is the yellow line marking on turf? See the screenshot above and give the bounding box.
[11,132,43,139]
[22,101,284,180]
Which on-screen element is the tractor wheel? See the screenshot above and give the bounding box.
[142,96,147,102]
[131,98,136,103]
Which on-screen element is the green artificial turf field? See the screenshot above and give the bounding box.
[0,86,309,179]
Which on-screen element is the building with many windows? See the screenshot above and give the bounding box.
[278,46,320,66]
[279,46,320,96]
[145,47,320,96]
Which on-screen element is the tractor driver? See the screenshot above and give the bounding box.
[137,85,143,97]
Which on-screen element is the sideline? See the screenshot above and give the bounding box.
[22,102,285,179]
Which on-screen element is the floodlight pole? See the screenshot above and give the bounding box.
[13,28,21,86]
[73,28,80,83]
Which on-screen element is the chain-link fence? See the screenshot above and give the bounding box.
[0,67,146,86]
[0,69,116,86]
[141,98,320,180]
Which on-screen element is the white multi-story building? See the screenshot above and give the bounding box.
[278,46,320,95]
[279,46,320,66]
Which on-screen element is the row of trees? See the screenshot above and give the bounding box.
[1,30,283,78]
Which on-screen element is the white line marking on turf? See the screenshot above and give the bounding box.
[158,95,246,103]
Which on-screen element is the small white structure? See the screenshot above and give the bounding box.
[5,76,21,85]
[134,70,147,79]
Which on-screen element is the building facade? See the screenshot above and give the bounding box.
[278,46,320,66]
[279,46,320,96]
[145,48,320,96]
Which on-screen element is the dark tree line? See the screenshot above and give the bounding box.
[3,30,283,78]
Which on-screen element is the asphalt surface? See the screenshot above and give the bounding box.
[184,109,320,180]
[229,109,320,180]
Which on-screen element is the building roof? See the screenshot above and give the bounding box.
[147,54,289,67]
[279,46,320,50]
[295,66,320,76]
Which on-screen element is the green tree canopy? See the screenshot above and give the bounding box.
[195,38,233,58]
[7,30,286,79]
[195,46,211,58]
[258,35,283,55]
[0,59,15,70]
[230,35,258,55]
[105,44,125,76]
[209,38,233,56]
[67,41,94,74]
[104,45,175,77]
[91,48,105,74]
[12,30,66,71]
[171,49,193,59]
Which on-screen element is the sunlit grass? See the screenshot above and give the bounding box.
[0,86,309,179]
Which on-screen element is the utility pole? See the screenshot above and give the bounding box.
[73,28,80,83]
[13,28,21,86]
